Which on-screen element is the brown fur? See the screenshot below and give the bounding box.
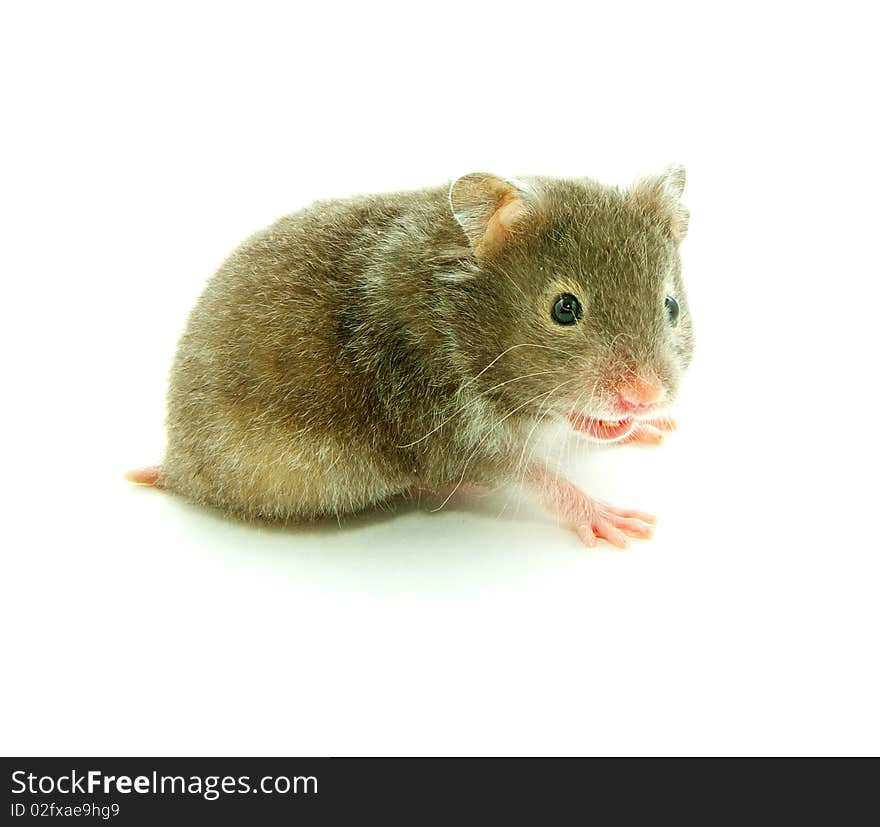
[151,168,693,523]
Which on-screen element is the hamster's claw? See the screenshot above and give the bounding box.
[621,416,677,446]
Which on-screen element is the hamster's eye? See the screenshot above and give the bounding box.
[552,293,582,326]
[665,295,680,327]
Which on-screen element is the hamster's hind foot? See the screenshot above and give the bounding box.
[535,473,656,549]
[620,416,677,446]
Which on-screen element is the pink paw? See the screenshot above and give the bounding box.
[620,416,677,446]
[572,498,656,548]
[540,476,656,549]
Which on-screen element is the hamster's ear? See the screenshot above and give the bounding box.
[631,164,689,243]
[449,173,531,257]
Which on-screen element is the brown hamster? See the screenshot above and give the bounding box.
[127,168,693,547]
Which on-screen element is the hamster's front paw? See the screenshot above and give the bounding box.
[536,474,656,548]
[621,416,677,446]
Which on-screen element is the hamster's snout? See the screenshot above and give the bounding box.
[616,374,666,415]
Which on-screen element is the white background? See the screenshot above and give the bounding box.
[2,1,878,756]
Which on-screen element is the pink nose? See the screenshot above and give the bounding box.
[617,375,666,412]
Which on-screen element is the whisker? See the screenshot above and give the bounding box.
[500,376,565,519]
[397,369,558,448]
[431,376,581,513]
[458,342,580,395]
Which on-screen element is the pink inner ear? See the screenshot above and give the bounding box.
[484,195,527,247]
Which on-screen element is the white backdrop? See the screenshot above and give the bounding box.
[2,1,878,756]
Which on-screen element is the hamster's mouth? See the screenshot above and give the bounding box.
[568,414,635,443]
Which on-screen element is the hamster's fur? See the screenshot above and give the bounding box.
[130,169,693,547]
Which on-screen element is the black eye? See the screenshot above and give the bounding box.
[552,293,582,325]
[665,295,680,327]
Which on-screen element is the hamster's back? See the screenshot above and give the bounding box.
[161,188,445,520]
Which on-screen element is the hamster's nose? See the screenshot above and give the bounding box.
[617,375,666,412]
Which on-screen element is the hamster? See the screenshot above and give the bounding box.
[127,168,693,547]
